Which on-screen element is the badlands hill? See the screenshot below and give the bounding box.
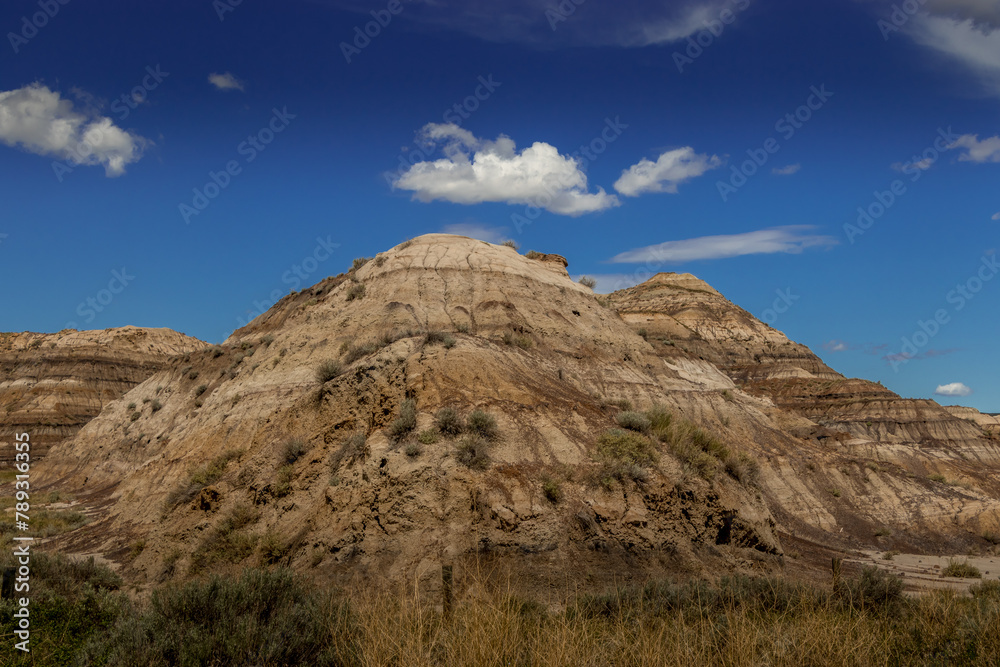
[0,327,207,464]
[19,234,1000,594]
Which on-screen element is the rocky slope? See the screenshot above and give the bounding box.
[24,238,1000,595]
[0,327,208,463]
[608,273,1000,553]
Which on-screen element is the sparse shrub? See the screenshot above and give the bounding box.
[351,256,371,272]
[260,334,275,346]
[616,411,651,433]
[274,465,295,498]
[316,359,343,383]
[188,370,199,380]
[127,402,136,410]
[830,489,842,498]
[387,399,417,443]
[258,530,290,565]
[723,452,761,486]
[607,398,633,412]
[436,407,463,436]
[578,275,597,289]
[456,323,470,333]
[329,433,367,469]
[424,330,448,346]
[194,399,203,408]
[456,435,490,470]
[211,346,224,358]
[637,328,648,339]
[130,411,140,422]
[542,478,562,503]
[405,443,422,457]
[163,450,242,512]
[971,579,1000,598]
[502,239,519,250]
[442,334,456,348]
[722,389,734,401]
[525,250,543,260]
[150,399,163,413]
[194,384,208,397]
[467,409,499,440]
[417,429,438,445]
[837,566,903,609]
[928,473,947,484]
[874,527,892,537]
[281,437,309,465]
[346,283,366,301]
[882,551,899,561]
[942,559,981,578]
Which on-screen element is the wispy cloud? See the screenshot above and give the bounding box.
[935,381,973,397]
[208,72,245,92]
[949,133,1000,162]
[391,123,619,216]
[0,83,147,176]
[772,163,801,176]
[906,13,1000,97]
[992,211,1000,220]
[315,0,738,48]
[439,222,509,244]
[613,147,721,196]
[822,339,849,352]
[608,225,838,264]
[884,348,960,364]
[892,157,934,171]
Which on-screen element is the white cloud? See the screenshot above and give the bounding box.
[609,225,838,263]
[891,157,934,171]
[992,211,1000,220]
[772,163,801,176]
[949,133,1000,162]
[935,381,973,397]
[208,72,245,92]
[906,14,1000,96]
[392,123,619,216]
[613,147,721,196]
[823,340,849,352]
[439,222,509,244]
[923,0,1000,31]
[318,0,738,47]
[0,83,147,176]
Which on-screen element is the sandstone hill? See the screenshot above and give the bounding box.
[0,327,208,464]
[18,235,1000,595]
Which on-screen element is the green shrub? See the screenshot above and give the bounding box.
[387,399,417,442]
[405,443,422,457]
[467,409,499,440]
[150,399,163,412]
[542,478,562,503]
[258,530,290,565]
[351,256,371,271]
[436,407,463,436]
[836,566,904,609]
[942,559,981,578]
[129,411,140,422]
[578,276,597,289]
[211,346,224,358]
[77,568,355,667]
[316,359,343,383]
[194,383,208,396]
[615,411,651,432]
[190,503,260,572]
[525,250,543,260]
[346,283,366,301]
[260,333,275,346]
[457,435,490,470]
[163,450,241,512]
[417,429,439,445]
[274,465,295,498]
[502,239,519,250]
[281,437,309,464]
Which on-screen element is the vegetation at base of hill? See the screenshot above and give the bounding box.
[11,557,1000,666]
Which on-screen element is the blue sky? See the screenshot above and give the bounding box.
[0,0,997,411]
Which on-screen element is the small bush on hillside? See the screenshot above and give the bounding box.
[351,256,371,272]
[467,409,499,440]
[387,399,417,443]
[456,435,490,470]
[329,432,368,470]
[280,437,309,465]
[163,450,242,512]
[616,411,651,433]
[346,283,366,302]
[525,250,543,260]
[316,359,343,383]
[436,407,463,436]
[502,239,519,250]
[578,276,597,289]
